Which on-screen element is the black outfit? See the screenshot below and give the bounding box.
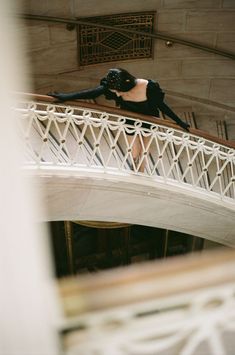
[49,78,190,131]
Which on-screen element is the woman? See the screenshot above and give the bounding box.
[48,68,190,171]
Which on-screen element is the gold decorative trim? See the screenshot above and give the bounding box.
[73,221,131,229]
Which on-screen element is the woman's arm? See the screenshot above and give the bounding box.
[48,85,105,102]
[157,101,190,131]
[147,80,190,131]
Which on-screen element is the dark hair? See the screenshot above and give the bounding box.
[106,68,137,92]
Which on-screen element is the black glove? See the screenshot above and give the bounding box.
[47,85,105,102]
[158,102,190,132]
[47,92,67,102]
[178,121,190,132]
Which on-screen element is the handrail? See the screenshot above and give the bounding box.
[21,14,235,61]
[58,248,235,355]
[58,248,235,354]
[18,92,235,150]
[15,93,235,202]
[59,248,235,316]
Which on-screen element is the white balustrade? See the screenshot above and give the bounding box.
[62,283,235,355]
[15,100,235,202]
[59,249,235,355]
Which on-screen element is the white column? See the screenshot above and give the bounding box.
[0,2,60,354]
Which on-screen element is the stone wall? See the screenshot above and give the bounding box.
[21,0,235,137]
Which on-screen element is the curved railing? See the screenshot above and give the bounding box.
[15,93,235,202]
[59,248,235,355]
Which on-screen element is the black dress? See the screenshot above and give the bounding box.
[102,79,163,116]
[48,79,189,131]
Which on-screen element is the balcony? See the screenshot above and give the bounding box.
[15,93,235,246]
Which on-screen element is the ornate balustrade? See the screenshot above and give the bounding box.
[15,94,235,202]
[13,95,235,353]
[59,248,235,355]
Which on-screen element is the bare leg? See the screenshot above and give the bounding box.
[138,136,151,173]
[126,135,150,173]
[126,134,141,170]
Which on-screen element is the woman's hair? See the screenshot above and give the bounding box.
[106,68,137,92]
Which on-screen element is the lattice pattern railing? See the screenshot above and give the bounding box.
[15,100,235,201]
[59,249,235,355]
[62,285,235,355]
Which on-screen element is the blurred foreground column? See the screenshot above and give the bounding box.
[0,2,60,354]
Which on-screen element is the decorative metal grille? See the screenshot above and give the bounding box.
[77,12,155,66]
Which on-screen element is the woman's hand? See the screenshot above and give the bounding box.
[179,121,190,132]
[47,92,66,102]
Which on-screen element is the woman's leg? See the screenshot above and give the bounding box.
[138,135,151,173]
[126,134,141,170]
[126,134,151,173]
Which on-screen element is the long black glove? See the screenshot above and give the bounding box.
[177,120,191,132]
[158,101,190,132]
[48,85,105,102]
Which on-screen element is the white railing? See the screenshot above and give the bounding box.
[61,284,235,355]
[15,97,235,202]
[59,249,235,355]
